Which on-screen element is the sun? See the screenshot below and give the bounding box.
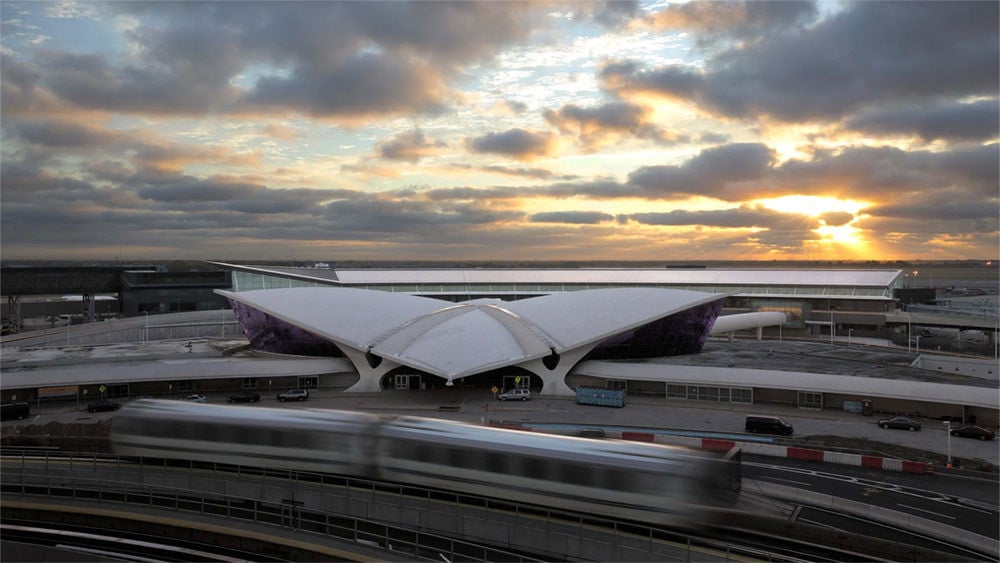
[754,195,868,217]
[755,195,873,251]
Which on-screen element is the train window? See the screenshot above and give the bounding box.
[566,464,595,487]
[522,456,548,480]
[281,431,310,449]
[449,447,465,468]
[223,424,244,444]
[486,451,506,474]
[416,442,436,463]
[563,463,583,486]
[465,450,489,471]
[636,474,660,494]
[392,440,419,461]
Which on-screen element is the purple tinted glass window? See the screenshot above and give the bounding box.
[584,298,723,360]
[229,300,344,357]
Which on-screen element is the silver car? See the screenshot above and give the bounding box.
[497,388,530,401]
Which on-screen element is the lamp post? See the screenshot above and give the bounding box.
[830,309,835,345]
[907,312,912,353]
[944,421,952,467]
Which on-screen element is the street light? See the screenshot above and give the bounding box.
[944,421,952,467]
[830,309,835,345]
[907,312,912,353]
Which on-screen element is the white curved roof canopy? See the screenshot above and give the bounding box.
[218,287,725,379]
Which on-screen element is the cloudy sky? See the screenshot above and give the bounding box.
[1,0,997,262]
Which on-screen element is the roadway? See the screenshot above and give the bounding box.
[4,388,999,560]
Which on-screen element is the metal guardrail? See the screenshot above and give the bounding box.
[2,464,543,562]
[0,452,797,562]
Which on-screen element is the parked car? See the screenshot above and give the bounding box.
[182,394,207,403]
[878,416,921,431]
[497,388,531,401]
[227,391,260,404]
[744,415,793,436]
[87,400,121,413]
[1,402,31,421]
[277,388,309,402]
[950,425,995,441]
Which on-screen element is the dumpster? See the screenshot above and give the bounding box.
[575,386,625,408]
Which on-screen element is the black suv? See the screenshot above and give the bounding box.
[227,391,260,404]
[87,400,121,413]
[745,415,794,435]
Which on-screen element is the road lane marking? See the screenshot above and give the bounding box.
[897,503,956,520]
[762,476,812,487]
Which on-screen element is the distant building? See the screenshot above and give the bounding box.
[212,262,904,341]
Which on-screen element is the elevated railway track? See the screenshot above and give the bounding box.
[1,451,977,562]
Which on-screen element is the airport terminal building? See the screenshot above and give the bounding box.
[2,262,997,427]
[214,262,905,342]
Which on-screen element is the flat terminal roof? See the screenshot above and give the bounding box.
[212,262,902,288]
[575,361,999,410]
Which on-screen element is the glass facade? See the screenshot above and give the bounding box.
[583,298,724,360]
[228,299,345,357]
[667,384,753,404]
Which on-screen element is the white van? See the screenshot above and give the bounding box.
[497,388,531,401]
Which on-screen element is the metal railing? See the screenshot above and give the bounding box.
[2,456,544,563]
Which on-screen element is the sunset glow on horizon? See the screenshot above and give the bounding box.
[1,1,996,262]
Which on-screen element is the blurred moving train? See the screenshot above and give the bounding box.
[111,399,741,527]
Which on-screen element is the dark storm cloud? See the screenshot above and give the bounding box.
[0,55,48,116]
[603,2,999,122]
[626,143,775,197]
[775,143,999,199]
[321,198,524,234]
[466,129,555,160]
[543,101,686,149]
[19,2,555,119]
[246,54,448,117]
[1,158,106,203]
[376,129,446,162]
[845,99,1000,142]
[42,51,237,115]
[866,190,999,224]
[3,115,260,177]
[856,191,999,242]
[546,179,639,199]
[530,211,615,224]
[137,179,336,214]
[630,206,818,230]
